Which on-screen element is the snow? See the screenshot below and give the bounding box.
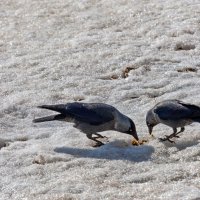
[1,0,200,199]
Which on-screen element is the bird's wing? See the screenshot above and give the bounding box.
[154,100,194,120]
[65,103,114,125]
[178,101,200,118]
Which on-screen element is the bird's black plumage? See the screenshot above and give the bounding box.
[146,99,200,143]
[33,102,139,147]
[154,100,200,120]
[37,102,115,125]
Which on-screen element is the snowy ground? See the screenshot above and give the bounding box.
[1,0,200,199]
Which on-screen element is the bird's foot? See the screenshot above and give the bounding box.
[98,135,108,139]
[92,141,104,147]
[93,134,108,140]
[173,135,180,138]
[159,136,175,143]
[93,136,109,141]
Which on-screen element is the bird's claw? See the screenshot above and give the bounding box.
[174,135,180,138]
[93,136,109,141]
[160,133,180,142]
[93,141,104,147]
[159,137,175,143]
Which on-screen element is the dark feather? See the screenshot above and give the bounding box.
[36,102,114,126]
[33,114,66,123]
[65,103,114,125]
[154,100,193,120]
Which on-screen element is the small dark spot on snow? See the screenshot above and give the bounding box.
[122,65,151,78]
[110,74,120,79]
[0,139,10,149]
[0,141,7,149]
[177,67,197,73]
[122,66,138,78]
[32,155,46,165]
[174,43,195,51]
[99,74,120,80]
[132,176,154,184]
[130,96,139,99]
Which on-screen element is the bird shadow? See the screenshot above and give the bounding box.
[161,139,199,151]
[54,140,155,162]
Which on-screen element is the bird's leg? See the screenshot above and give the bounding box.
[93,133,108,140]
[86,134,104,147]
[174,127,185,137]
[160,127,185,143]
[159,128,177,143]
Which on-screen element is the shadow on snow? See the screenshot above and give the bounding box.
[54,140,155,162]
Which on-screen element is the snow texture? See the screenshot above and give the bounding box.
[1,0,200,199]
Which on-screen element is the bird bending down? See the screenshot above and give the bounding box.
[33,102,139,147]
[146,99,200,143]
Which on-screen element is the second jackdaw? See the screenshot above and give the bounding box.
[146,99,200,142]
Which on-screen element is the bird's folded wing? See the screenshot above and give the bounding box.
[154,101,193,120]
[178,102,200,118]
[65,103,114,125]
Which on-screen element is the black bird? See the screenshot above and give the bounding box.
[33,102,139,147]
[146,99,200,142]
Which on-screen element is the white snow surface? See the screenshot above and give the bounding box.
[1,0,200,199]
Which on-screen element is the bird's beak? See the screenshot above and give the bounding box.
[132,130,139,141]
[131,131,140,146]
[148,125,153,135]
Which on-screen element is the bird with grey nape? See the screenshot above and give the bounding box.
[33,102,139,147]
[146,99,200,143]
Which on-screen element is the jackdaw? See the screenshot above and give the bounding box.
[146,99,200,142]
[33,102,139,147]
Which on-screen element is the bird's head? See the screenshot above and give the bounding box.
[126,119,139,141]
[146,110,158,135]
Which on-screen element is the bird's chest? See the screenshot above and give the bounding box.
[159,118,192,128]
[114,116,130,132]
[75,120,115,133]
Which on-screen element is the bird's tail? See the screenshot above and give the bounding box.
[37,104,66,113]
[33,114,65,123]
